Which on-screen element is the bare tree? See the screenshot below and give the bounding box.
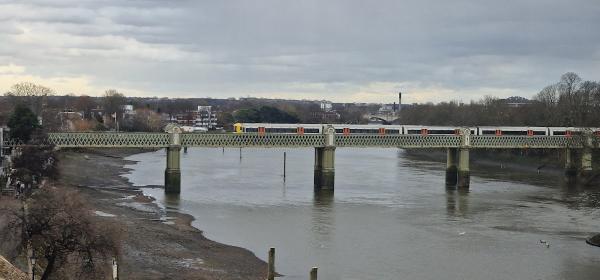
[5,82,54,117]
[9,186,122,279]
[103,89,126,129]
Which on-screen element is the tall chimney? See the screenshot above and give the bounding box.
[398,91,402,113]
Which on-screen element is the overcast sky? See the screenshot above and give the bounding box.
[0,0,599,103]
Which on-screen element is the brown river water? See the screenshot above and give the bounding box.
[124,148,600,280]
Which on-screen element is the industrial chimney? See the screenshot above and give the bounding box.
[398,91,402,113]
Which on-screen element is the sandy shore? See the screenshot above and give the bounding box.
[57,148,267,280]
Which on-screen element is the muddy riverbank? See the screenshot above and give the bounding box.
[57,148,267,280]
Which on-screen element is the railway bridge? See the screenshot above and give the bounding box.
[3,126,598,194]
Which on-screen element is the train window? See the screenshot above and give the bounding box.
[349,129,379,134]
[533,131,546,135]
[406,130,421,134]
[503,131,527,135]
[481,130,496,135]
[428,130,454,135]
[265,128,296,133]
[246,128,258,132]
[305,128,320,134]
[335,129,344,133]
[385,129,399,134]
[553,131,566,135]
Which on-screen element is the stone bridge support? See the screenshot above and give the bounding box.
[456,128,471,188]
[457,148,470,188]
[445,148,458,186]
[314,125,336,191]
[564,149,577,178]
[165,131,182,194]
[581,149,593,176]
[580,134,594,177]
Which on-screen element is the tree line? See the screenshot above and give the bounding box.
[400,72,600,127]
[2,72,599,133]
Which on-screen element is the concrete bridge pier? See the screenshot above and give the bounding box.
[314,147,335,190]
[564,149,577,178]
[445,148,458,186]
[457,148,470,188]
[165,130,182,194]
[314,125,336,191]
[165,146,181,194]
[581,148,593,177]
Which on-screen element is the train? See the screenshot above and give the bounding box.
[233,123,600,136]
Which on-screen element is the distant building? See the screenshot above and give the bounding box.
[169,106,218,130]
[319,101,333,112]
[90,107,104,119]
[57,109,84,131]
[502,96,531,107]
[310,111,340,123]
[121,105,134,114]
[195,106,218,129]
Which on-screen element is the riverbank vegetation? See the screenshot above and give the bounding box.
[1,106,122,279]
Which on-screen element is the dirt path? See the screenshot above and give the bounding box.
[57,149,267,280]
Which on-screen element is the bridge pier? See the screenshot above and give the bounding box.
[314,125,336,191]
[457,148,470,188]
[445,148,458,186]
[314,147,335,190]
[581,148,593,177]
[164,130,182,194]
[564,149,577,178]
[165,146,181,194]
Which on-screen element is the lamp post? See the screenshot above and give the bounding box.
[30,256,36,280]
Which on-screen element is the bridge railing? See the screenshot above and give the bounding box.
[335,135,462,148]
[469,136,588,149]
[47,132,171,147]
[181,133,326,147]
[3,133,599,149]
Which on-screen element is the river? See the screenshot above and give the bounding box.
[123,148,600,280]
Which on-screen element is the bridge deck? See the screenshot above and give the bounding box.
[1,133,583,149]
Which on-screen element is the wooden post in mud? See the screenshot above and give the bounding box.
[112,257,119,280]
[267,247,275,280]
[310,267,318,280]
[283,152,286,181]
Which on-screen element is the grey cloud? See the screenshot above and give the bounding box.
[1,0,599,102]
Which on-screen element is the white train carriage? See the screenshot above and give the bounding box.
[333,124,404,135]
[234,123,323,134]
[548,127,600,136]
[403,125,476,135]
[477,126,548,136]
[233,123,600,137]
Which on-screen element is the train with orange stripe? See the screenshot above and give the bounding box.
[233,123,600,136]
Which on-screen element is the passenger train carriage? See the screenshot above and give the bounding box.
[233,123,600,136]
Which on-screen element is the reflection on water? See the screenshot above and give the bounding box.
[446,188,470,219]
[124,148,600,280]
[312,190,335,244]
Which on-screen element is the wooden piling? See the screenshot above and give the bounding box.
[310,267,318,280]
[283,152,286,181]
[267,247,275,280]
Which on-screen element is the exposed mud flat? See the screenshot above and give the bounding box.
[57,149,267,280]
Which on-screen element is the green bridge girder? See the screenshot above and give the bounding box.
[13,132,591,149]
